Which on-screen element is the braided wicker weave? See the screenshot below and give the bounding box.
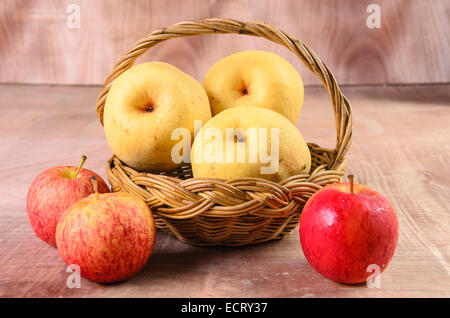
[96,18,352,246]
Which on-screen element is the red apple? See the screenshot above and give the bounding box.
[26,155,110,246]
[299,175,398,284]
[56,177,156,283]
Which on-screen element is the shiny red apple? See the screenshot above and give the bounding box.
[56,176,157,283]
[299,175,399,284]
[26,155,110,246]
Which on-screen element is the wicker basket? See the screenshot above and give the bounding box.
[95,18,352,247]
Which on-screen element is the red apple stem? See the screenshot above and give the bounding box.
[348,174,354,194]
[90,175,98,194]
[74,155,87,178]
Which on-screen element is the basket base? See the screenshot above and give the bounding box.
[106,145,345,247]
[153,213,301,247]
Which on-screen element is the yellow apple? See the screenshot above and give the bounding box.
[191,105,311,182]
[104,62,212,172]
[203,50,304,124]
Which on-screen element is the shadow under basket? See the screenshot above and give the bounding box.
[96,18,352,247]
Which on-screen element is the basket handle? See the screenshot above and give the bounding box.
[96,18,352,170]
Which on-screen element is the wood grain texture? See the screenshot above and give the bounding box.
[0,0,449,86]
[0,83,449,297]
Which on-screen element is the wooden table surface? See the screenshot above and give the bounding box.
[0,83,449,298]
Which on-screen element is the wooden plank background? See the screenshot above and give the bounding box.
[0,0,449,86]
[1,83,449,297]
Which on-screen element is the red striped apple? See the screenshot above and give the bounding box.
[299,175,399,284]
[56,177,156,283]
[26,156,110,246]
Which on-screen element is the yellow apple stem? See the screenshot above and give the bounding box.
[74,155,87,178]
[348,174,354,194]
[236,128,246,143]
